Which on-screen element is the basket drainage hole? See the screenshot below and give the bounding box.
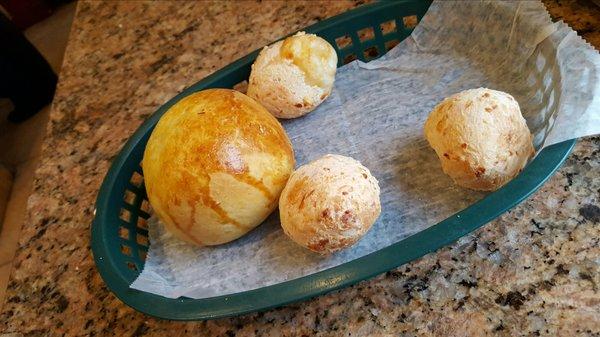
[141,199,151,213]
[385,40,399,51]
[120,244,132,256]
[380,20,397,35]
[118,226,130,240]
[119,208,132,223]
[335,35,352,50]
[137,217,148,230]
[123,190,136,205]
[127,262,138,271]
[363,46,379,60]
[403,15,418,29]
[233,80,248,94]
[357,27,375,42]
[137,234,149,247]
[139,250,147,261]
[130,171,144,188]
[343,53,357,64]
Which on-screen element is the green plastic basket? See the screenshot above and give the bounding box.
[91,0,575,321]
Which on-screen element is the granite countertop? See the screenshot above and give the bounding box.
[1,0,599,336]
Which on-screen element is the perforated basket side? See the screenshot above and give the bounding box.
[318,7,423,65]
[113,165,150,279]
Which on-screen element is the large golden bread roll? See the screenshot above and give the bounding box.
[424,88,534,191]
[279,154,381,254]
[143,89,295,245]
[247,32,338,119]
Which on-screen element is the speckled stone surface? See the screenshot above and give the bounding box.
[1,1,599,336]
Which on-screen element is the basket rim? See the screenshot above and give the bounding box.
[91,0,576,321]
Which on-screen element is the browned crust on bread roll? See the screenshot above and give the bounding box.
[424,88,535,191]
[143,89,295,245]
[279,154,381,254]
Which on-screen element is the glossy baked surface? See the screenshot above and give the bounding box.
[143,89,294,245]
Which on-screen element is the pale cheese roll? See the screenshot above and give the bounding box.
[279,154,381,254]
[424,88,535,191]
[143,89,295,246]
[247,31,337,119]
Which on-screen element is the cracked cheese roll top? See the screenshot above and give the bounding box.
[247,31,337,119]
[279,154,381,254]
[143,89,295,246]
[424,88,535,191]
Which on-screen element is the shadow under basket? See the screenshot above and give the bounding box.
[91,0,576,321]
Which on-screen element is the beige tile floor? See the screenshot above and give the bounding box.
[0,2,76,310]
